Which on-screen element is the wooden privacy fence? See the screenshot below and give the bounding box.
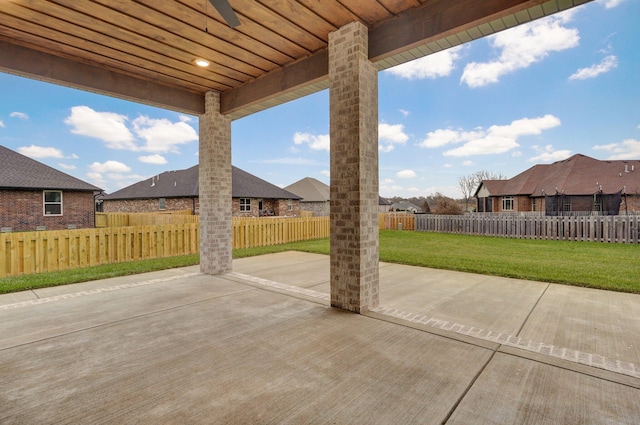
[0,223,199,278]
[416,214,640,243]
[96,210,197,227]
[379,213,415,230]
[232,216,329,249]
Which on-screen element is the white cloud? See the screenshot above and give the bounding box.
[593,139,640,159]
[399,109,410,117]
[138,154,167,165]
[10,112,28,120]
[444,163,453,168]
[419,128,484,148]
[132,115,198,153]
[396,169,416,179]
[461,11,579,88]
[88,160,131,173]
[386,46,463,80]
[293,132,330,152]
[65,106,136,150]
[463,160,474,166]
[379,123,409,152]
[17,145,65,158]
[569,55,618,80]
[419,115,561,157]
[319,170,330,177]
[0,120,5,127]
[86,172,106,187]
[529,145,572,162]
[601,0,626,8]
[58,163,77,170]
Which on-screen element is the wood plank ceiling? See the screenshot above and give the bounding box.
[0,0,591,119]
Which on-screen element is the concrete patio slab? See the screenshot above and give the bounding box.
[447,352,640,425]
[234,251,330,289]
[0,272,247,350]
[1,252,639,424]
[378,262,549,335]
[1,274,492,425]
[518,284,640,365]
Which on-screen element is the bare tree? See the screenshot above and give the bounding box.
[458,170,507,212]
[430,192,464,215]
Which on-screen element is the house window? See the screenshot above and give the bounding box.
[43,190,63,216]
[502,196,514,211]
[531,198,536,212]
[159,198,166,210]
[240,198,251,212]
[563,197,571,213]
[287,199,292,211]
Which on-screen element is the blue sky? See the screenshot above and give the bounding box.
[1,0,638,198]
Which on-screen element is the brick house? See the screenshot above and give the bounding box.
[102,165,302,217]
[475,154,640,215]
[0,145,102,232]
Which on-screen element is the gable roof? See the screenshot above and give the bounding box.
[0,145,101,192]
[285,177,392,206]
[285,177,329,202]
[391,201,421,212]
[479,154,640,197]
[103,165,301,200]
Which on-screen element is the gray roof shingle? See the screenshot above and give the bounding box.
[0,145,102,191]
[103,165,301,200]
[285,177,329,202]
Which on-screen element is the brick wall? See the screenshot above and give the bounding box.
[105,196,300,217]
[623,195,640,212]
[0,189,95,231]
[103,197,198,213]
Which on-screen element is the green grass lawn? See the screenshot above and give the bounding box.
[2,230,640,295]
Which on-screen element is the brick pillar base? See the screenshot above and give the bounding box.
[329,21,379,313]
[199,91,232,274]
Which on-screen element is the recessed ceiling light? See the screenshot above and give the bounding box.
[194,58,210,67]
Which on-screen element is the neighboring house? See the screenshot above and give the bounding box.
[285,177,392,215]
[378,196,392,213]
[390,201,422,213]
[285,177,329,216]
[102,165,302,217]
[0,145,102,232]
[475,154,640,215]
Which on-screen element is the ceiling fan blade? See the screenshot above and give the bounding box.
[209,0,241,28]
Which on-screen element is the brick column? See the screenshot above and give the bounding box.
[199,91,232,274]
[329,21,379,313]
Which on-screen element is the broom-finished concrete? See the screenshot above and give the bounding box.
[1,252,639,424]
